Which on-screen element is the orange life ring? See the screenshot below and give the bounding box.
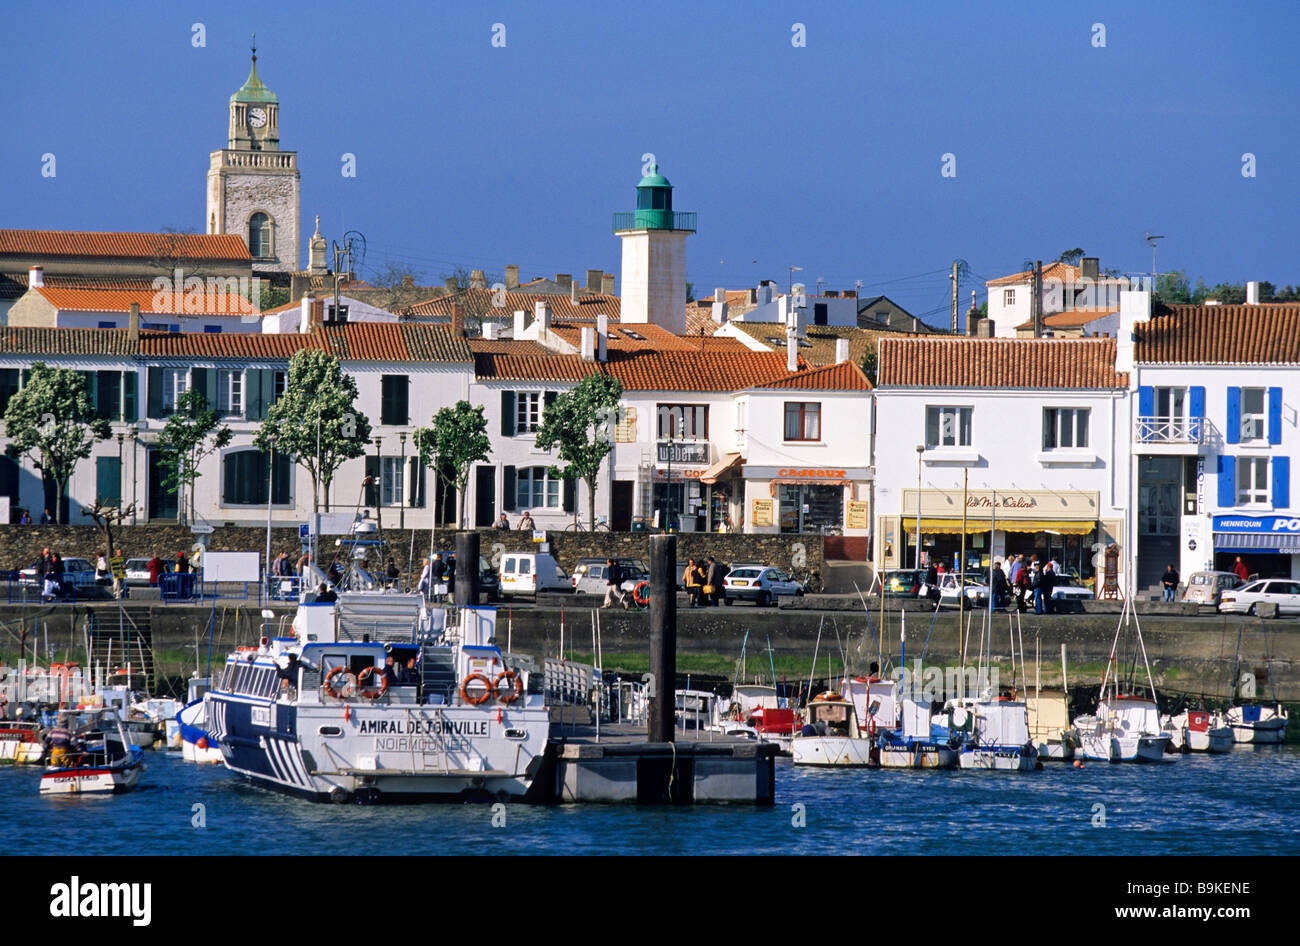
[632,582,650,607]
[460,673,493,706]
[324,666,357,699]
[494,670,523,704]
[357,666,389,702]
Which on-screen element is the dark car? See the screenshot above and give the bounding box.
[432,552,499,602]
[881,569,924,598]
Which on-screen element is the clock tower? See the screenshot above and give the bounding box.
[206,38,300,274]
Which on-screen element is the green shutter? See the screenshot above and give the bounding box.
[398,376,409,425]
[544,391,558,417]
[122,371,138,422]
[190,368,208,414]
[246,369,265,421]
[503,465,516,511]
[272,452,292,505]
[205,368,219,412]
[408,456,426,508]
[223,452,237,504]
[146,367,163,419]
[563,475,575,513]
[96,456,122,505]
[365,455,380,507]
[501,391,515,436]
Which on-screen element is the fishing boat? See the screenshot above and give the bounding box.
[1162,709,1233,753]
[879,696,959,769]
[1073,596,1172,763]
[713,684,799,751]
[957,696,1039,771]
[1026,689,1077,761]
[790,689,877,766]
[0,720,45,764]
[39,709,144,795]
[1224,703,1288,744]
[206,592,551,803]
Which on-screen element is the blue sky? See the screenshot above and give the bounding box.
[6,0,1298,325]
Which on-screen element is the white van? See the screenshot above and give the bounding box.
[498,552,570,598]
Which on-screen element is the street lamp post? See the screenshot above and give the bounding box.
[665,416,685,532]
[915,445,925,570]
[399,432,407,530]
[265,436,276,588]
[115,433,123,504]
[374,436,383,532]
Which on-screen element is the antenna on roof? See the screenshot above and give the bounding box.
[1144,232,1164,285]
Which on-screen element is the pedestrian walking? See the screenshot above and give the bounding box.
[705,555,723,607]
[1161,564,1180,603]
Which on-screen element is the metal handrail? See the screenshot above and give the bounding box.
[1135,416,1205,444]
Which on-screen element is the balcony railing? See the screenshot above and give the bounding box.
[1135,416,1204,444]
[612,211,697,232]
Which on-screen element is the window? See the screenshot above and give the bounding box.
[143,322,181,333]
[784,402,821,441]
[1236,457,1269,505]
[1152,387,1185,421]
[1003,289,1015,306]
[98,321,116,330]
[381,457,404,506]
[516,393,542,433]
[217,369,242,417]
[1240,388,1266,442]
[248,213,272,259]
[1043,408,1090,449]
[222,449,292,505]
[0,369,19,415]
[517,466,560,508]
[204,325,222,334]
[657,404,708,440]
[925,406,972,448]
[273,370,287,400]
[162,368,189,414]
[380,375,409,426]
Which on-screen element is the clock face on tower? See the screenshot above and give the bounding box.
[249,107,267,128]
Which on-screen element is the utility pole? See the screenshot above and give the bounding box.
[1031,259,1043,337]
[950,261,960,334]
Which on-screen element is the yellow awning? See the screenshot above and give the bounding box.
[903,518,1095,535]
[699,452,743,485]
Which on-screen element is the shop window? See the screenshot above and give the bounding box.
[1236,457,1269,505]
[783,402,821,441]
[1042,408,1089,449]
[925,406,971,448]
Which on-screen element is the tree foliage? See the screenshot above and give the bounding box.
[1,363,109,524]
[157,388,232,524]
[859,347,877,386]
[254,349,371,513]
[534,373,623,530]
[412,400,490,528]
[1056,248,1086,265]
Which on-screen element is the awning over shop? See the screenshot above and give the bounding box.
[699,452,743,485]
[1214,532,1300,553]
[903,518,1096,535]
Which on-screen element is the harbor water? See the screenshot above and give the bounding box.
[3,745,1297,856]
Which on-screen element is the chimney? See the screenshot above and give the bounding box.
[786,326,798,372]
[402,274,415,289]
[570,279,580,304]
[844,289,857,299]
[746,288,757,306]
[711,286,728,324]
[580,326,595,361]
[470,270,486,290]
[586,269,602,291]
[299,294,314,334]
[513,309,526,337]
[444,277,458,291]
[312,299,325,333]
[1081,257,1100,280]
[505,265,519,290]
[451,302,465,338]
[824,290,839,298]
[535,299,551,337]
[28,265,44,288]
[555,273,572,291]
[1116,287,1152,374]
[128,302,140,342]
[596,313,608,362]
[834,338,850,364]
[1246,281,1260,305]
[977,319,994,338]
[601,273,615,295]
[482,321,499,340]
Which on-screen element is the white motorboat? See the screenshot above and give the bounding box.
[958,697,1039,771]
[790,690,877,766]
[1026,689,1077,761]
[1224,703,1288,744]
[1163,710,1233,753]
[0,720,45,764]
[879,696,959,769]
[39,709,143,795]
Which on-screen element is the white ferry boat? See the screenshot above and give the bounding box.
[206,593,550,803]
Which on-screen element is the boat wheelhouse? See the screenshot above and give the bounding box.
[39,709,143,795]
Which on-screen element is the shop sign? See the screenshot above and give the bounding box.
[846,500,869,529]
[1213,515,1300,533]
[908,489,1098,519]
[655,468,705,481]
[656,442,709,465]
[751,498,774,528]
[1196,457,1205,514]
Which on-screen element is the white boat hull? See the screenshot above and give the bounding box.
[1231,722,1286,744]
[791,736,876,766]
[181,735,224,764]
[1078,732,1171,762]
[40,761,142,794]
[1034,740,1074,761]
[959,744,1039,771]
[1188,727,1234,753]
[879,742,958,769]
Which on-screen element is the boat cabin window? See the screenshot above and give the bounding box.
[319,652,381,678]
[812,703,851,735]
[219,662,234,691]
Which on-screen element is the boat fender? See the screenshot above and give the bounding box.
[329,787,351,804]
[493,670,523,704]
[356,666,389,702]
[196,736,208,749]
[460,673,494,706]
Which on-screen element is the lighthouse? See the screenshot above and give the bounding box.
[613,164,695,333]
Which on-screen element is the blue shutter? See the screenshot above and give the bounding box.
[1138,386,1153,418]
[1268,387,1282,445]
[1217,454,1235,507]
[1188,386,1206,442]
[1273,456,1290,509]
[1226,387,1241,445]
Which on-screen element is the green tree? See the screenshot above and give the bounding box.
[157,388,232,525]
[534,373,623,530]
[1056,248,1086,265]
[1,363,110,524]
[1154,269,1192,306]
[254,349,372,514]
[859,347,877,386]
[412,400,490,528]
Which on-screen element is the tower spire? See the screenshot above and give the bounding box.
[251,33,257,64]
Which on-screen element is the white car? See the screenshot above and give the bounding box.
[123,558,154,587]
[19,556,100,589]
[1218,579,1300,616]
[723,566,803,606]
[1050,576,1095,600]
[937,574,989,607]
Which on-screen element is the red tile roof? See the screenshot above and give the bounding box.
[33,285,259,317]
[140,332,314,359]
[0,230,252,261]
[1015,308,1118,330]
[750,360,873,391]
[877,337,1127,388]
[405,288,621,322]
[0,326,136,357]
[1135,305,1300,364]
[985,262,1081,287]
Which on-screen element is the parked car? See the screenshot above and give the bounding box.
[1050,576,1096,600]
[428,552,500,602]
[937,573,989,608]
[19,557,100,589]
[722,565,803,606]
[1182,571,1243,606]
[498,552,570,598]
[124,558,154,587]
[572,559,648,595]
[881,569,924,598]
[1218,579,1300,616]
